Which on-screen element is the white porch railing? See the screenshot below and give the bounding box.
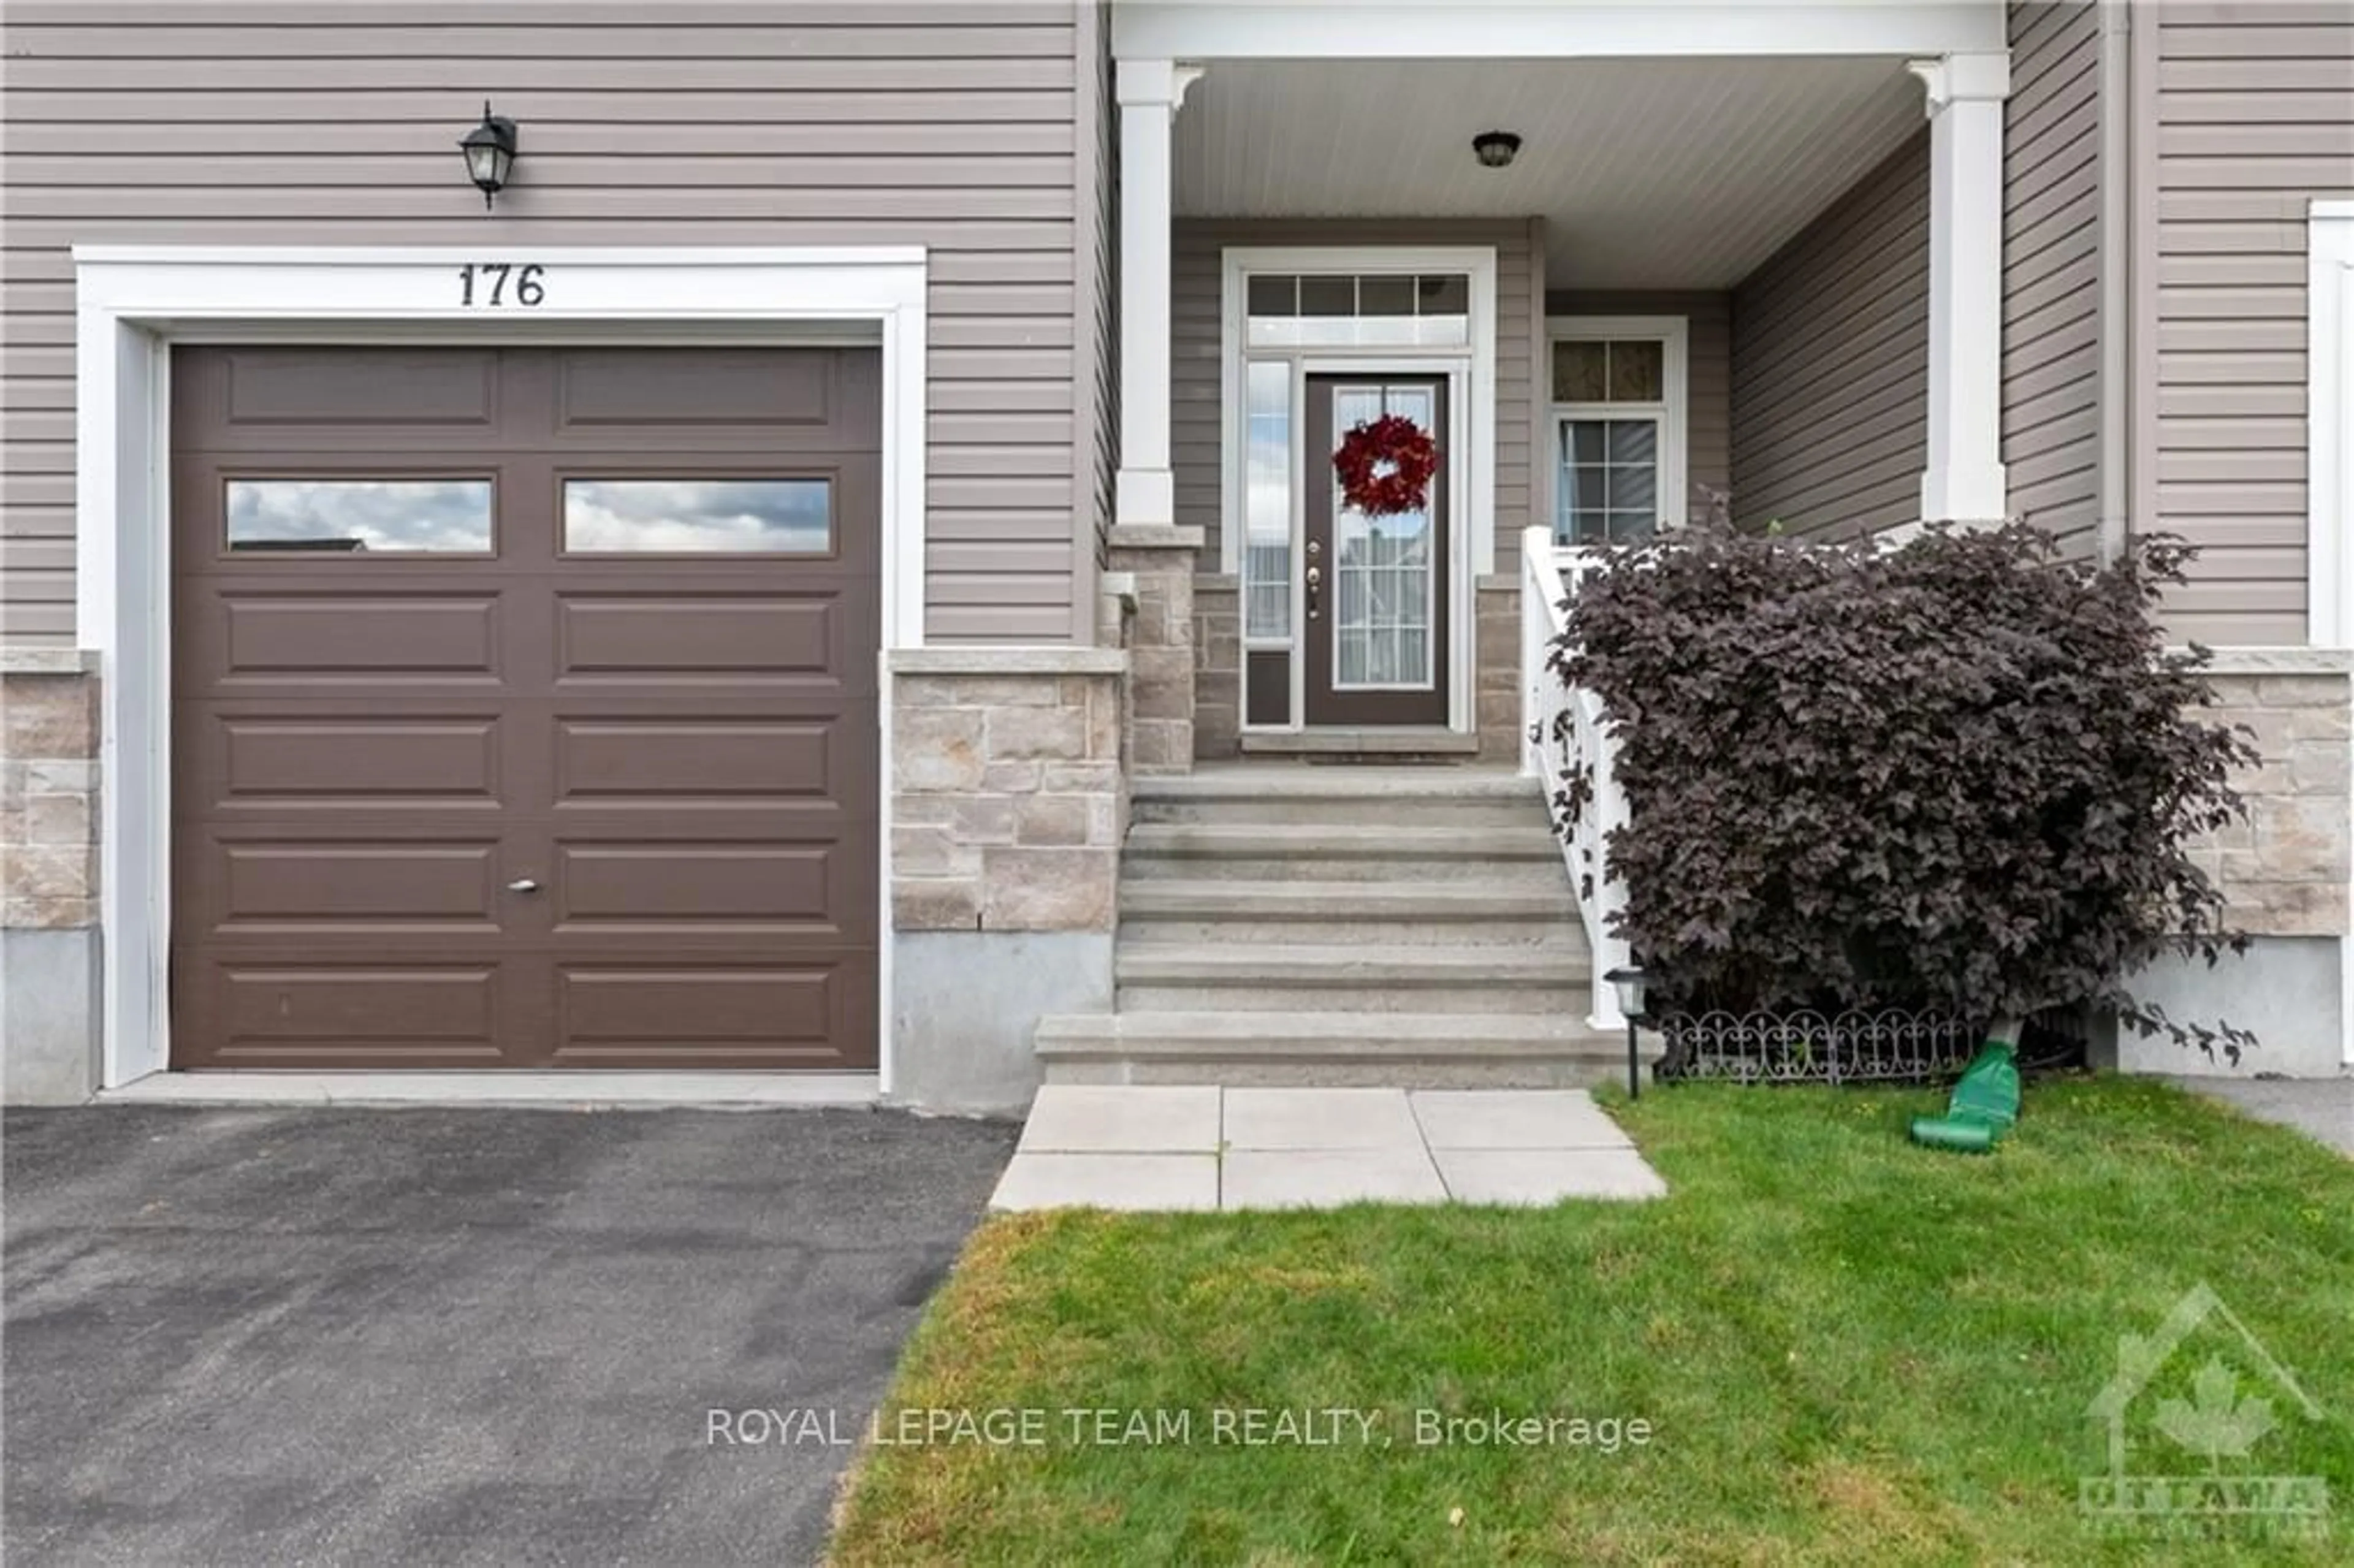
[1520,527,1631,1033]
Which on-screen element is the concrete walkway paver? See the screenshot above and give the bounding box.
[1433,1147,1667,1204]
[1411,1088,1632,1150]
[1224,1086,1423,1151]
[1016,1084,1221,1152]
[991,1086,1666,1212]
[988,1150,1220,1211]
[1223,1147,1449,1208]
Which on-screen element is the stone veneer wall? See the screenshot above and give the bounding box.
[2,655,102,1103]
[1104,526,1198,773]
[1473,581,1520,764]
[2191,669,2352,936]
[885,647,1128,1114]
[1194,576,1241,759]
[2119,662,2350,1079]
[887,652,1127,934]
[1,661,98,931]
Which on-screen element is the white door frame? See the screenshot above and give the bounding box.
[2307,200,2354,1065]
[1219,245,1497,734]
[70,246,929,1092]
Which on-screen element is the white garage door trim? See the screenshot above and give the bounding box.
[72,246,929,1094]
[2307,202,2354,1067]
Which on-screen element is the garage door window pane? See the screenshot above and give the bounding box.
[563,479,832,554]
[226,479,493,553]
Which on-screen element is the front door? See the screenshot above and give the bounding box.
[1304,375,1450,727]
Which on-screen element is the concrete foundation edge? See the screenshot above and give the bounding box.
[2104,934,2348,1079]
[888,929,1112,1116]
[3,926,101,1104]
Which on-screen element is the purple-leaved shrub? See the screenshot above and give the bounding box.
[1550,522,2260,1059]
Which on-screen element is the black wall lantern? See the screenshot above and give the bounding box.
[459,102,519,208]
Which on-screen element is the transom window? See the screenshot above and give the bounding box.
[1553,339,1664,404]
[1246,272,1471,349]
[1550,321,1687,548]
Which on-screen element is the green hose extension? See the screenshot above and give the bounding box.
[1909,1016,2025,1154]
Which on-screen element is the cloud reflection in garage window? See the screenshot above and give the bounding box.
[226,479,494,553]
[563,479,833,554]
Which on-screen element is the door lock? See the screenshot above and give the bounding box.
[1305,565,1321,620]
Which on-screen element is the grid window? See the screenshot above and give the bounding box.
[1558,417,1661,546]
[1552,332,1674,546]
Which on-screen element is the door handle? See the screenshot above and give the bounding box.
[1305,565,1321,621]
[507,877,541,894]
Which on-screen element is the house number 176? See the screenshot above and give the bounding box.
[457,264,546,307]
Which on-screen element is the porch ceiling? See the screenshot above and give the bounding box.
[1172,57,1927,291]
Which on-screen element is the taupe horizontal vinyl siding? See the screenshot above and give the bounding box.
[0,1,1085,646]
[1730,131,1931,539]
[1171,218,1537,576]
[1083,2,1117,579]
[2004,1,2104,558]
[1545,291,1733,522]
[2144,1,2354,645]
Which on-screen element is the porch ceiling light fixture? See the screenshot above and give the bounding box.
[1471,131,1522,170]
[459,101,520,208]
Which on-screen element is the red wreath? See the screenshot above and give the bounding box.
[1331,414,1439,517]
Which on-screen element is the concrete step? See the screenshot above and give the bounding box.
[1130,767,1545,829]
[1118,879,1581,945]
[1122,823,1567,884]
[1122,860,1569,886]
[1114,942,1589,1014]
[1237,728,1480,759]
[1034,1010,1629,1089]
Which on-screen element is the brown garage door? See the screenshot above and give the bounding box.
[170,346,880,1070]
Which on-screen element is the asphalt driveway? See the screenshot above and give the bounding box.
[3,1105,1017,1567]
[2175,1075,2354,1155]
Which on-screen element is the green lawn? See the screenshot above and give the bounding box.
[831,1079,2354,1566]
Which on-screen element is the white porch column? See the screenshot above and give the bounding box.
[1909,50,2011,525]
[1114,57,1202,528]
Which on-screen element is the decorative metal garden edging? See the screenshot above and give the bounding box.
[1653,1008,1983,1086]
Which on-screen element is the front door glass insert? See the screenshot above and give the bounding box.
[1331,384,1435,690]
